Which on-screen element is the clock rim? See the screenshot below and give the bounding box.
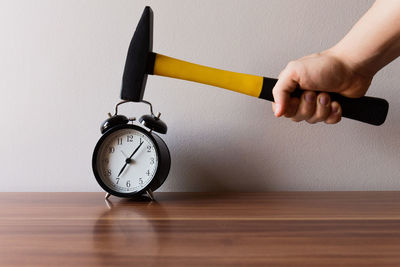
[92,124,164,198]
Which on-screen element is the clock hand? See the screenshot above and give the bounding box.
[128,140,144,159]
[117,162,128,178]
[120,150,128,158]
[117,140,144,177]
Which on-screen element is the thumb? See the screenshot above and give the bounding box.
[272,66,299,117]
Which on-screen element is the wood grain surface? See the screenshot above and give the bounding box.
[1,192,400,266]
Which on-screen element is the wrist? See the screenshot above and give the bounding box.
[326,45,375,78]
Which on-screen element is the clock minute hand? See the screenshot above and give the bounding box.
[117,140,144,178]
[128,140,144,159]
[117,162,128,178]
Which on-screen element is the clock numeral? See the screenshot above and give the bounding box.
[108,147,115,153]
[104,158,109,164]
[139,178,143,185]
[117,138,123,145]
[104,169,111,176]
[127,135,134,142]
[150,158,154,165]
[147,145,152,152]
[146,170,150,176]
[116,178,120,184]
[126,180,131,187]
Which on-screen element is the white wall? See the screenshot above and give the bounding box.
[1,0,399,192]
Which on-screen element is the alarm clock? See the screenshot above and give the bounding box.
[92,100,171,200]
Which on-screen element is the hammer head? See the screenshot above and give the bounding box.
[120,6,153,102]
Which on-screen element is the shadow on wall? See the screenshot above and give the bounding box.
[166,132,278,192]
[159,79,400,192]
[353,98,400,160]
[162,109,400,192]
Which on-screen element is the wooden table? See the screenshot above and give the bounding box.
[1,192,400,266]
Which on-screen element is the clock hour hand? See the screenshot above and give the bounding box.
[120,150,128,158]
[117,140,144,177]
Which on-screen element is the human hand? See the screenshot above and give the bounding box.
[272,49,373,124]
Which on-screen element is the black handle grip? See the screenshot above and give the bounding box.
[259,77,389,126]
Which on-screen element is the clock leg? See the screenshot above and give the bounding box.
[104,198,114,209]
[105,193,111,200]
[146,189,155,201]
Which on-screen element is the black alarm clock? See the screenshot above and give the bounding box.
[92,100,171,200]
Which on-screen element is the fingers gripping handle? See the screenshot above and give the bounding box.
[259,77,389,126]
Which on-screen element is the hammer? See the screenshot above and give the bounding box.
[121,6,388,126]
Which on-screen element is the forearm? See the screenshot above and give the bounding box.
[330,0,400,76]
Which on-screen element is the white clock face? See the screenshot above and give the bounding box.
[95,128,158,193]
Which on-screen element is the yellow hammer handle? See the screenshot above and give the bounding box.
[148,52,388,126]
[152,53,264,98]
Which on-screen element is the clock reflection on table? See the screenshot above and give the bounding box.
[92,196,171,265]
